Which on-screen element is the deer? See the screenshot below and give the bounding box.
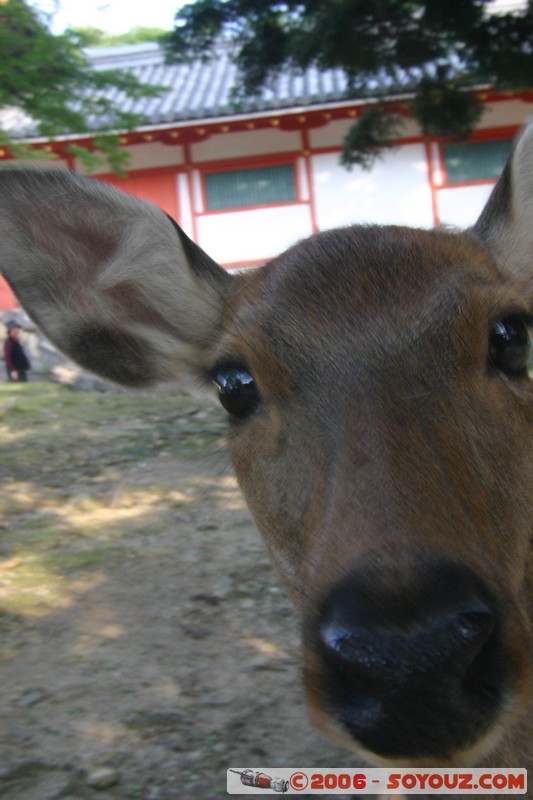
[1,122,533,789]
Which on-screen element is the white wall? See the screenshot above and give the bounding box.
[192,127,301,162]
[309,114,422,150]
[436,185,494,228]
[177,173,194,239]
[80,141,184,175]
[312,144,434,230]
[477,99,532,131]
[197,204,313,264]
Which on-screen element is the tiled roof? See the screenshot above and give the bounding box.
[86,42,358,123]
[2,42,398,139]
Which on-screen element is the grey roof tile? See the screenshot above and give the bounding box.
[85,42,362,123]
[1,41,401,140]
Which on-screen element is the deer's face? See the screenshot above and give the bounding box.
[215,225,533,764]
[2,124,533,770]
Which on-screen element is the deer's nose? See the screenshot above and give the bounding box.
[310,563,507,758]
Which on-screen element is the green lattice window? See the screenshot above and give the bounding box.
[442,139,513,185]
[205,163,296,210]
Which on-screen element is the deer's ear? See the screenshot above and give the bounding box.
[473,124,533,286]
[0,170,231,387]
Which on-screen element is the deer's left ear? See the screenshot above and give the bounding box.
[0,170,231,388]
[473,124,533,287]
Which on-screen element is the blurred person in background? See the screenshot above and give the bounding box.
[4,320,31,382]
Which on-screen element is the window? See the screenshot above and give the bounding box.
[205,163,296,211]
[442,139,513,185]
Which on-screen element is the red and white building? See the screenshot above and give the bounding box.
[1,41,532,311]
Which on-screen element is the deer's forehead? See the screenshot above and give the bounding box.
[229,226,500,350]
[284,225,494,292]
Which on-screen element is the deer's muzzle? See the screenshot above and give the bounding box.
[304,561,508,760]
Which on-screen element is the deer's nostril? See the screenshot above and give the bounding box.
[319,605,494,687]
[309,562,507,758]
[320,609,494,674]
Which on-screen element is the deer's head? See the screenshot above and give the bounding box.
[2,125,533,768]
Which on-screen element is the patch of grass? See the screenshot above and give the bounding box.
[0,383,229,616]
[1,383,227,482]
[38,548,115,573]
[0,557,70,615]
[0,382,229,620]
[0,543,131,616]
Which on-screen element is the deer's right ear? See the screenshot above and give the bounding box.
[0,170,231,387]
[473,123,533,288]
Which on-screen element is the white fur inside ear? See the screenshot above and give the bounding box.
[508,123,533,275]
[473,122,533,285]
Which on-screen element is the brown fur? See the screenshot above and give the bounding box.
[1,126,533,795]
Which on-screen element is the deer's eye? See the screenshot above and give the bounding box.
[489,316,531,376]
[211,364,260,420]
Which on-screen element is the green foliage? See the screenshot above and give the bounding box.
[0,128,55,161]
[0,1,162,172]
[411,68,484,138]
[341,107,403,170]
[163,0,533,168]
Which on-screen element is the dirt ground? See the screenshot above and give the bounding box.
[0,382,355,800]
